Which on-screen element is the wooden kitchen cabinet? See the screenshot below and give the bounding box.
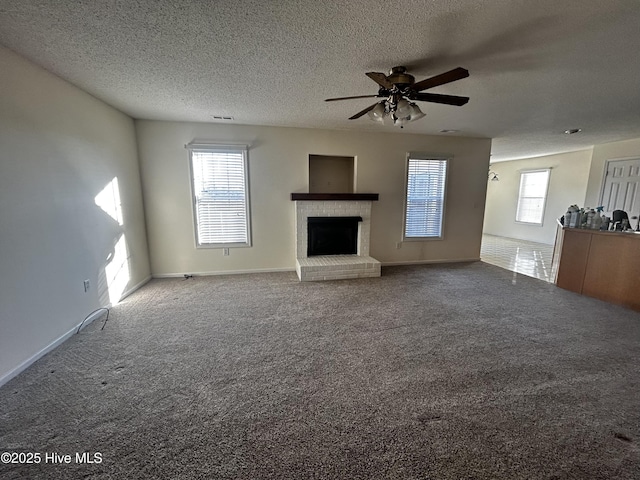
[556,228,640,311]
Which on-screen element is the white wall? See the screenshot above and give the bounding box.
[136,121,491,275]
[585,136,640,209]
[0,46,151,383]
[483,150,592,244]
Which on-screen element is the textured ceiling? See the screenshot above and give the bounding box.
[1,0,640,162]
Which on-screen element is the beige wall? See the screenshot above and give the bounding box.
[483,150,592,244]
[585,137,640,208]
[0,46,150,383]
[136,120,491,275]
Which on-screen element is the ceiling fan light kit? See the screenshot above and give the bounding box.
[367,100,425,127]
[326,66,469,128]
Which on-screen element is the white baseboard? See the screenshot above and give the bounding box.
[0,308,108,388]
[381,258,481,266]
[152,267,296,278]
[153,261,481,277]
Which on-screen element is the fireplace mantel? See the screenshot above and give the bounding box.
[291,193,379,201]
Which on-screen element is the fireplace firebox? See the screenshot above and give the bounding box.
[307,216,362,256]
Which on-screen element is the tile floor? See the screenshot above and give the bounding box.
[480,234,555,283]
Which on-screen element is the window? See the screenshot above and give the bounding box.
[404,156,448,239]
[516,169,550,225]
[188,145,251,247]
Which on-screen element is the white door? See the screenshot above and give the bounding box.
[600,158,640,218]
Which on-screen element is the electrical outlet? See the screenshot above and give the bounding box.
[223,248,230,256]
[396,242,402,249]
[83,279,90,292]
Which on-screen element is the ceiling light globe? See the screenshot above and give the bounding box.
[368,102,386,123]
[407,103,425,121]
[395,99,411,118]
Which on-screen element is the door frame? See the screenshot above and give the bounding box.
[598,156,640,211]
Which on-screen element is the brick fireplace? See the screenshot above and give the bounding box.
[292,193,381,281]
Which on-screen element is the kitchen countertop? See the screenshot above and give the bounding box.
[562,227,640,237]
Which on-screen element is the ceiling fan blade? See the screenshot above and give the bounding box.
[410,67,469,92]
[349,103,379,120]
[411,92,470,106]
[325,94,379,102]
[366,72,393,89]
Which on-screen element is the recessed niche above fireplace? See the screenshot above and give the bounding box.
[309,154,354,193]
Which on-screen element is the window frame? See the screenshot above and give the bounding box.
[187,144,252,249]
[402,155,449,241]
[515,168,551,226]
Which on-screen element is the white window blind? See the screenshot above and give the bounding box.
[516,169,550,224]
[189,146,251,247]
[404,157,448,238]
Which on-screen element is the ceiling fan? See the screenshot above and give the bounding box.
[325,66,469,127]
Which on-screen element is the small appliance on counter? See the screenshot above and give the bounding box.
[611,209,631,231]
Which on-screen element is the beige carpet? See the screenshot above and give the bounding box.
[1,262,639,479]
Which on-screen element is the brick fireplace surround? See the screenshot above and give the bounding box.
[292,193,382,281]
